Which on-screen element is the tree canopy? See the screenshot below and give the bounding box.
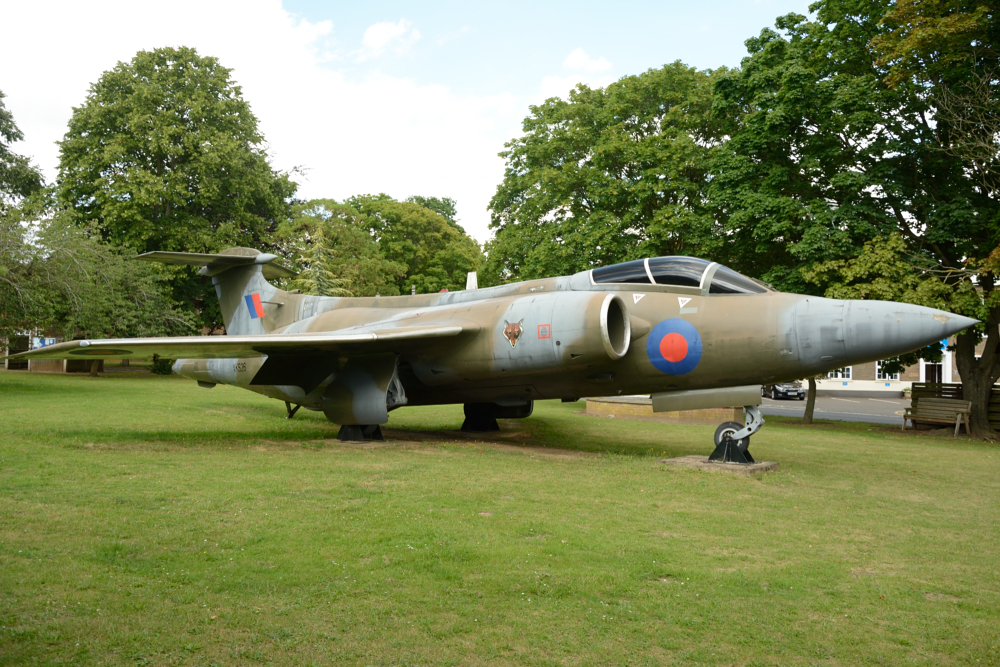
[485,1,999,434]
[0,89,43,214]
[276,199,407,298]
[485,62,724,284]
[348,194,483,293]
[404,196,461,230]
[711,4,995,294]
[1,199,195,343]
[55,46,297,328]
[714,0,997,433]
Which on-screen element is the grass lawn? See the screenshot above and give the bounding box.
[1,370,998,666]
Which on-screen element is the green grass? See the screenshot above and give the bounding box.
[1,371,998,666]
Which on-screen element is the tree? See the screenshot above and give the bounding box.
[286,224,353,297]
[802,376,821,425]
[56,46,297,328]
[485,63,726,284]
[0,89,43,214]
[1,196,195,344]
[404,196,462,231]
[348,194,483,293]
[871,0,999,199]
[276,199,406,297]
[804,233,947,375]
[713,3,999,435]
[0,95,43,341]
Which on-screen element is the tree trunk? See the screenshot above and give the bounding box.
[803,377,817,424]
[955,305,999,437]
[121,358,129,367]
[89,360,100,377]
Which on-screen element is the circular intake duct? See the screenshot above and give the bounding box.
[600,294,631,359]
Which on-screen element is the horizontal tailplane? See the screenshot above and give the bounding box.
[134,247,297,280]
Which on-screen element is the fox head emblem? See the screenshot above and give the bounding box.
[503,319,524,348]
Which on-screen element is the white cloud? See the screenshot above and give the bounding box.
[356,18,420,62]
[436,26,471,46]
[538,48,615,101]
[563,47,612,72]
[0,2,521,242]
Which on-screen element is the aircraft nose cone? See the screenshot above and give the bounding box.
[792,297,978,371]
[844,301,978,362]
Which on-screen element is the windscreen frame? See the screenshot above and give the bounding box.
[590,259,652,285]
[706,265,770,295]
[586,256,771,296]
[646,256,713,289]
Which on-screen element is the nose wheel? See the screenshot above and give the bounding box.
[710,405,764,464]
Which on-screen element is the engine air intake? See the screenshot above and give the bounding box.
[601,294,631,359]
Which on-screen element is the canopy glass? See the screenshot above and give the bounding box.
[590,256,769,294]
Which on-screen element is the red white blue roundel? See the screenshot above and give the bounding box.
[646,318,703,375]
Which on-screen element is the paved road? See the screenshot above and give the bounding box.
[759,395,908,425]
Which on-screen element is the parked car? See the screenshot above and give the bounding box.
[762,381,805,400]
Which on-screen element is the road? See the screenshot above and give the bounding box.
[759,395,908,425]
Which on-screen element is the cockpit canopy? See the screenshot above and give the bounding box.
[590,256,769,294]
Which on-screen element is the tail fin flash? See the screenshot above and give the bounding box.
[135,248,297,335]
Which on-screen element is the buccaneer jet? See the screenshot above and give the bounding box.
[5,248,977,462]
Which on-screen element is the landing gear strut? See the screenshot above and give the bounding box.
[710,405,765,464]
[285,402,301,419]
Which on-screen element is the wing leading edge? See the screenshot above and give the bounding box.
[3,324,473,362]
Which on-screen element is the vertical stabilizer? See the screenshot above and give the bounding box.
[212,264,286,335]
[134,247,297,335]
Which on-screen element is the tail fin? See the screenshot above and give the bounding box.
[135,248,298,335]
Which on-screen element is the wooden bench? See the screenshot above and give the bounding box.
[903,397,972,436]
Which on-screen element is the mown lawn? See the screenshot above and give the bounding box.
[1,370,998,666]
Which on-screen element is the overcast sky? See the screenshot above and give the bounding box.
[1,0,811,242]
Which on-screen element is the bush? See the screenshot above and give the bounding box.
[151,355,174,375]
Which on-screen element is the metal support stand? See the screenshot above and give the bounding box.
[285,401,301,419]
[709,405,765,465]
[461,403,500,432]
[337,425,384,442]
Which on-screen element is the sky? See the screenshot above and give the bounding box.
[0,0,812,242]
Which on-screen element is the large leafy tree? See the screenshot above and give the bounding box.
[276,199,406,297]
[348,194,483,293]
[0,90,43,215]
[404,196,461,231]
[714,2,999,434]
[485,63,726,284]
[1,198,195,343]
[0,88,45,330]
[56,46,297,328]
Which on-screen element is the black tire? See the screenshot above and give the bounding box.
[714,421,748,450]
[771,388,778,400]
[798,395,805,401]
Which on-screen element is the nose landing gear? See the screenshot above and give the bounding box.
[710,405,765,464]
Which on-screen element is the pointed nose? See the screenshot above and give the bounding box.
[845,301,978,362]
[792,297,979,372]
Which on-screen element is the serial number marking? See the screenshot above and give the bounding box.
[234,361,247,373]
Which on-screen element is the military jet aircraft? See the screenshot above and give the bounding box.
[5,248,977,462]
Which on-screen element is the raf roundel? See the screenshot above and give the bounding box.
[646,318,703,375]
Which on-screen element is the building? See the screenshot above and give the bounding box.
[2,334,102,373]
[816,336,986,397]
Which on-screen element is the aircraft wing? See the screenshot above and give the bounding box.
[3,324,475,362]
